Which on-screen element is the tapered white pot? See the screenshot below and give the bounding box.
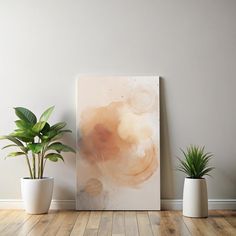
[21,177,54,214]
[183,178,208,218]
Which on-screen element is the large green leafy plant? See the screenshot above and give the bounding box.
[177,145,214,178]
[0,106,75,179]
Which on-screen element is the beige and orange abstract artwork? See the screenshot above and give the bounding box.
[76,76,160,210]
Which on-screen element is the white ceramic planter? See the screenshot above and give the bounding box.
[183,178,208,218]
[21,177,54,214]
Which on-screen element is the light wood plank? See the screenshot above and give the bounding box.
[27,211,57,236]
[218,210,236,228]
[226,219,236,228]
[188,218,218,236]
[0,210,23,232]
[55,211,79,236]
[148,211,162,236]
[112,211,125,236]
[124,211,139,236]
[70,211,90,236]
[136,211,153,236]
[16,214,42,236]
[158,211,178,236]
[0,210,12,221]
[84,228,98,236]
[226,217,236,228]
[42,211,68,236]
[0,210,30,235]
[170,211,191,236]
[86,211,102,229]
[182,215,203,236]
[183,210,228,236]
[206,211,236,236]
[0,211,16,231]
[98,211,113,236]
[212,217,236,235]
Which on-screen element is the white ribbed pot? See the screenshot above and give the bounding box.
[21,177,54,214]
[183,177,208,218]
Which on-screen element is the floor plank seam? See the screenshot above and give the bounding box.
[82,211,91,236]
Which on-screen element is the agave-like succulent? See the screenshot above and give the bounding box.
[177,145,214,178]
[0,106,75,179]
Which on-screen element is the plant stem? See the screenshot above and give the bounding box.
[25,155,33,178]
[37,137,41,179]
[32,153,36,179]
[37,153,40,179]
[43,159,47,171]
[40,148,44,178]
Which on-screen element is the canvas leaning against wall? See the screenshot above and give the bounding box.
[76,76,160,210]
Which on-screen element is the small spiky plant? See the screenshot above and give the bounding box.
[177,145,214,179]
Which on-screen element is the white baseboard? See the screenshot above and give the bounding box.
[0,199,235,210]
[0,199,75,210]
[161,199,236,210]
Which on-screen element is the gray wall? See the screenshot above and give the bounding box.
[0,0,236,201]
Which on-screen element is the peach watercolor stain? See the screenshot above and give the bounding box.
[78,87,158,188]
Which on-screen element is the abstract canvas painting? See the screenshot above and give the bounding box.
[76,76,160,210]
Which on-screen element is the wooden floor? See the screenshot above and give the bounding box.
[0,210,235,236]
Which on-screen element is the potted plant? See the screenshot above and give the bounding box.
[0,106,75,214]
[177,145,214,218]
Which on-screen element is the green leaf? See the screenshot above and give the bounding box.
[51,133,63,141]
[10,131,34,143]
[50,122,66,131]
[59,129,72,133]
[45,153,64,162]
[41,122,50,134]
[11,136,32,143]
[39,106,54,122]
[27,143,43,154]
[14,128,36,136]
[41,130,58,141]
[0,136,28,153]
[15,120,33,130]
[7,152,25,157]
[0,135,23,146]
[14,107,37,124]
[47,142,75,153]
[1,144,17,150]
[32,121,47,133]
[199,167,215,178]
